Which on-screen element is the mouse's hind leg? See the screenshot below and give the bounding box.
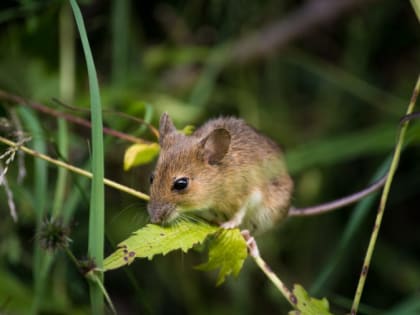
[246,174,293,234]
[220,189,264,230]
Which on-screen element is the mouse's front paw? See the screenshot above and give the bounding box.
[220,220,239,229]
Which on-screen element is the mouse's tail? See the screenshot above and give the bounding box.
[288,174,387,217]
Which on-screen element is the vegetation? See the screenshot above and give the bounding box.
[0,0,419,314]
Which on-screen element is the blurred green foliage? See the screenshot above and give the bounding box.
[0,0,419,314]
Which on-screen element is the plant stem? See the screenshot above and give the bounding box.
[248,238,296,307]
[0,89,150,144]
[253,255,296,307]
[0,135,150,201]
[351,75,420,315]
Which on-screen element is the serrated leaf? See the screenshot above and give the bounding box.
[104,221,218,271]
[196,228,247,286]
[288,284,334,315]
[123,142,160,171]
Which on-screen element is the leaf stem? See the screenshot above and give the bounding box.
[0,135,150,201]
[350,75,420,314]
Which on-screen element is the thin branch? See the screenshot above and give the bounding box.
[52,98,160,139]
[244,231,296,307]
[0,89,150,144]
[252,251,297,307]
[0,135,150,201]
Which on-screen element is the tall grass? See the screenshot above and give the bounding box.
[69,1,105,314]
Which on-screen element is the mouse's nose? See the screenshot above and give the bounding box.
[150,212,162,224]
[147,201,175,224]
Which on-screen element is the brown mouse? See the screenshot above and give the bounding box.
[148,113,387,234]
[148,113,294,234]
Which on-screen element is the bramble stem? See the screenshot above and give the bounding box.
[0,135,150,201]
[351,75,420,314]
[248,238,296,307]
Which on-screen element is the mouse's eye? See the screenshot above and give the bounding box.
[172,177,189,191]
[149,173,154,184]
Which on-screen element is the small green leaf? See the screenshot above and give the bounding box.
[288,284,334,315]
[123,142,160,171]
[196,228,247,286]
[104,221,218,271]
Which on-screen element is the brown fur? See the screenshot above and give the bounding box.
[148,113,294,234]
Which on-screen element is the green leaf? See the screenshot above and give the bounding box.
[123,142,160,171]
[104,221,218,271]
[288,284,334,315]
[196,228,247,286]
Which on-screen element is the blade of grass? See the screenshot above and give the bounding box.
[69,1,106,314]
[351,75,420,314]
[17,106,48,315]
[53,1,74,219]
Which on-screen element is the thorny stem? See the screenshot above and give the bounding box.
[248,237,296,307]
[0,135,150,201]
[351,75,420,315]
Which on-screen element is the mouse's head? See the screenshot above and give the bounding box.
[147,113,231,224]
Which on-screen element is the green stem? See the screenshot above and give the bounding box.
[63,247,81,270]
[351,75,420,314]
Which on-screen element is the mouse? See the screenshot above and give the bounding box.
[147,113,386,234]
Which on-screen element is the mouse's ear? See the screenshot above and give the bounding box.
[199,128,231,165]
[159,112,176,144]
